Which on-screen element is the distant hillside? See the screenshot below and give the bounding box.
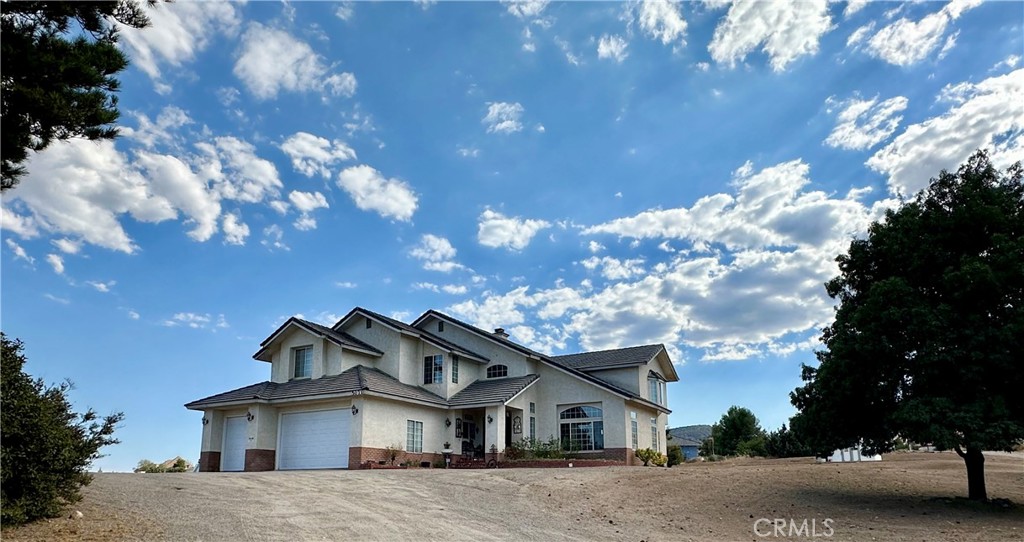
[667,425,712,446]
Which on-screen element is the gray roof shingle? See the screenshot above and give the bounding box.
[448,375,539,407]
[342,307,489,362]
[550,344,665,371]
[185,365,446,409]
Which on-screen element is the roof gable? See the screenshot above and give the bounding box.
[336,307,489,362]
[253,317,384,361]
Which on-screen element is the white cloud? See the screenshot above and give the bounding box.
[233,23,357,100]
[121,106,192,149]
[280,132,357,178]
[195,136,283,204]
[442,284,469,295]
[287,190,329,231]
[554,38,583,66]
[335,2,354,21]
[868,69,1024,197]
[410,234,464,273]
[587,240,605,253]
[261,224,289,251]
[335,281,357,288]
[483,102,525,134]
[477,209,551,251]
[51,238,81,254]
[824,94,909,150]
[46,253,64,274]
[636,0,688,48]
[457,146,480,158]
[133,151,222,242]
[118,1,241,86]
[221,211,250,245]
[708,0,832,71]
[44,293,70,305]
[844,0,869,18]
[336,165,418,221]
[504,0,549,19]
[597,34,629,63]
[413,282,440,292]
[216,87,240,107]
[863,0,982,66]
[128,310,141,320]
[0,204,39,239]
[86,280,117,293]
[5,239,33,264]
[992,55,1021,72]
[581,256,646,280]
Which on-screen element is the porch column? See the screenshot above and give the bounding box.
[485,405,505,455]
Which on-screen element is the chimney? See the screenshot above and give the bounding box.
[493,327,509,339]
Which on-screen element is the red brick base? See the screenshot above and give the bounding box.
[245,449,276,471]
[198,451,221,472]
[349,447,444,469]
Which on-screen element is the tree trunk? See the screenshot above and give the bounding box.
[956,445,987,501]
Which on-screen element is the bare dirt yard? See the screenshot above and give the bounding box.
[3,451,1021,542]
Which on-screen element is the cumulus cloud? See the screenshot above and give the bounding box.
[195,136,283,204]
[163,312,228,330]
[5,239,33,264]
[708,0,832,71]
[51,238,81,254]
[261,224,289,251]
[221,211,250,245]
[133,151,222,242]
[46,254,64,274]
[483,102,525,134]
[410,234,464,272]
[867,69,1024,197]
[863,0,982,66]
[118,1,242,88]
[234,23,357,100]
[635,0,688,48]
[442,284,468,295]
[280,132,357,178]
[477,209,551,250]
[288,190,329,230]
[121,106,193,149]
[824,94,909,150]
[597,34,629,63]
[86,280,117,293]
[503,0,549,19]
[580,256,646,280]
[336,165,418,221]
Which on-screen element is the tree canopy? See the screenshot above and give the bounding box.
[1,333,124,524]
[791,150,1024,500]
[1,0,150,190]
[699,405,764,457]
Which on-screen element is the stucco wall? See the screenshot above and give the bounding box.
[268,327,324,383]
[416,316,539,378]
[359,396,448,453]
[531,363,628,449]
[586,367,640,395]
[342,315,403,378]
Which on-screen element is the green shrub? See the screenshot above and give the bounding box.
[1,334,123,525]
[736,435,767,457]
[666,445,684,467]
[134,459,166,473]
[634,447,663,466]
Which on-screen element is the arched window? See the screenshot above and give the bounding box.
[558,405,603,451]
[486,365,508,378]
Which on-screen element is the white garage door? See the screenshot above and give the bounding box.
[221,416,247,472]
[278,408,349,470]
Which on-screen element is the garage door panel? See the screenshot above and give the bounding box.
[278,409,349,469]
[221,416,247,472]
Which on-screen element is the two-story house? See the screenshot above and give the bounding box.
[185,307,677,471]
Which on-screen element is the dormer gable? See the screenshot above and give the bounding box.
[253,317,383,362]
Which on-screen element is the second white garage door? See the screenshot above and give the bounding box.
[277,408,349,470]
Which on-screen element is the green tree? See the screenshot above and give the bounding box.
[167,458,189,473]
[703,406,765,457]
[134,459,165,473]
[791,151,1024,501]
[1,0,151,189]
[763,424,813,458]
[1,333,124,524]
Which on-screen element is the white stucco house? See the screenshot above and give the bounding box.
[186,307,677,471]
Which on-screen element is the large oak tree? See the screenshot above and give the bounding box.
[1,1,150,190]
[791,150,1023,501]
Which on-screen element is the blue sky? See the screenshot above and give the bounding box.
[2,0,1022,471]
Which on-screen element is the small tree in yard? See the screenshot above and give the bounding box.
[1,333,124,524]
[134,459,166,473]
[791,151,1024,501]
[703,406,765,457]
[635,447,663,466]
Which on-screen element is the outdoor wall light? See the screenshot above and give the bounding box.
[487,415,494,424]
[201,417,209,426]
[351,404,359,415]
[246,411,255,422]
[445,418,451,427]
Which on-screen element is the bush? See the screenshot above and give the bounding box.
[134,460,166,473]
[1,334,123,525]
[666,445,684,467]
[634,447,664,466]
[736,435,767,457]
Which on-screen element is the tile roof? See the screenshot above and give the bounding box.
[343,307,489,362]
[185,365,446,409]
[448,375,539,407]
[550,344,665,371]
[296,319,384,354]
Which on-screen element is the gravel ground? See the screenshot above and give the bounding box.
[4,451,1022,542]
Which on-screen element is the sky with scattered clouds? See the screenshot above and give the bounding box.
[2,0,1022,471]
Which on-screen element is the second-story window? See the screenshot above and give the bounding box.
[486,364,508,378]
[423,355,443,384]
[452,356,459,384]
[293,346,312,379]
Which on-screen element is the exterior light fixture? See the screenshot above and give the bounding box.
[246,411,255,422]
[445,418,452,427]
[351,404,359,415]
[487,415,494,424]
[201,417,209,426]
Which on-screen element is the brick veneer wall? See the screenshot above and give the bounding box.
[349,447,444,469]
[245,449,276,471]
[198,451,221,472]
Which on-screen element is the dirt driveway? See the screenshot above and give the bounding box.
[4,451,1022,541]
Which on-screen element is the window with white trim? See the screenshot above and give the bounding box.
[486,364,508,378]
[650,417,659,450]
[407,420,423,453]
[648,377,660,404]
[630,411,638,450]
[292,346,312,379]
[451,356,459,384]
[423,355,443,384]
[559,405,604,451]
[529,416,536,440]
